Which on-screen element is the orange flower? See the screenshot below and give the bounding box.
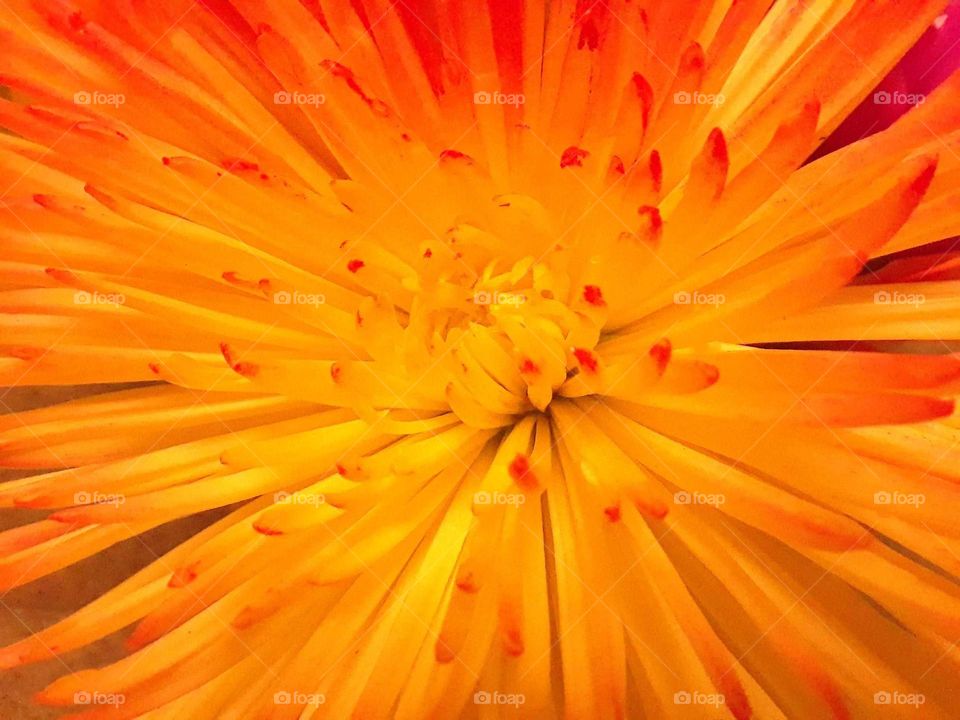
[1,1,960,718]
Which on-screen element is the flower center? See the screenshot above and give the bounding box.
[414,245,611,427]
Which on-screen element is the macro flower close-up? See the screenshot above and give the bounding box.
[3,0,960,718]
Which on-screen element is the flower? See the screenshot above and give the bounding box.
[1,1,960,719]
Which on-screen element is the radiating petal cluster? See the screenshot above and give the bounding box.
[1,1,960,718]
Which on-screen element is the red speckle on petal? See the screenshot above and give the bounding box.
[320,60,390,115]
[604,505,622,523]
[640,499,670,520]
[574,0,608,51]
[520,357,540,375]
[221,158,259,173]
[508,453,536,489]
[9,347,43,361]
[649,151,663,193]
[705,129,729,199]
[222,271,258,290]
[233,362,258,378]
[347,259,365,273]
[682,42,705,72]
[44,267,75,284]
[631,73,654,131]
[330,363,342,383]
[649,339,672,374]
[560,146,590,169]
[703,364,720,387]
[910,156,938,197]
[638,206,663,245]
[253,523,283,536]
[440,149,474,163]
[503,628,524,656]
[709,128,728,165]
[573,348,599,374]
[456,572,479,593]
[220,342,257,377]
[583,285,606,307]
[168,564,198,587]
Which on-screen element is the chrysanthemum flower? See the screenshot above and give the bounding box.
[3,1,960,718]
